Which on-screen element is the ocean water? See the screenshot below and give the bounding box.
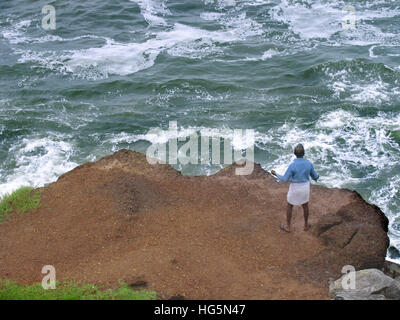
[0,0,399,262]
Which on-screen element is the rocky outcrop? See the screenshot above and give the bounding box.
[289,199,390,284]
[329,268,400,300]
[0,149,390,299]
[383,260,400,280]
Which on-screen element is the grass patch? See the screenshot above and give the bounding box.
[0,279,157,300]
[0,186,41,223]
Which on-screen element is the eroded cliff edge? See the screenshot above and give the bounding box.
[0,149,389,299]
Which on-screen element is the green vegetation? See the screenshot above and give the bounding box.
[0,280,157,300]
[0,186,41,223]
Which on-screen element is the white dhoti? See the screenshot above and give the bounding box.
[287,181,310,205]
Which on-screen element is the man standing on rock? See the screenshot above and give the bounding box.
[271,144,319,233]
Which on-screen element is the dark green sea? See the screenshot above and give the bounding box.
[0,0,399,261]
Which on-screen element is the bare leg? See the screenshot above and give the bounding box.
[302,202,310,231]
[280,203,293,232]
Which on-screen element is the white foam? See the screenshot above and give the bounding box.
[105,124,256,153]
[321,62,399,105]
[65,40,159,77]
[269,0,400,52]
[371,175,400,231]
[369,45,377,58]
[0,137,78,197]
[271,0,343,40]
[14,21,246,78]
[1,19,64,44]
[1,19,32,44]
[219,11,264,38]
[131,0,171,26]
[262,49,279,59]
[201,2,264,39]
[204,0,237,9]
[65,23,234,76]
[200,12,224,21]
[260,109,400,187]
[351,81,391,103]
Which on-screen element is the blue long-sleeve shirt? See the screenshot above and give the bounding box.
[276,158,319,183]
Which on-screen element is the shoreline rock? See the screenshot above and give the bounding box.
[329,266,400,300]
[0,149,391,299]
[383,260,400,279]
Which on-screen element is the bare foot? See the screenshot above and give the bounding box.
[280,224,291,233]
[304,223,311,231]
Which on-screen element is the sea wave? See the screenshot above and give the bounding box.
[131,0,171,26]
[1,0,399,261]
[0,136,78,197]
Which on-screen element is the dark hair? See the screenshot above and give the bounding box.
[294,144,305,158]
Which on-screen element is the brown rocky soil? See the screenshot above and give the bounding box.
[0,149,389,299]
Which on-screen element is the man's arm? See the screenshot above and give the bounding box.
[310,163,319,182]
[275,164,293,182]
